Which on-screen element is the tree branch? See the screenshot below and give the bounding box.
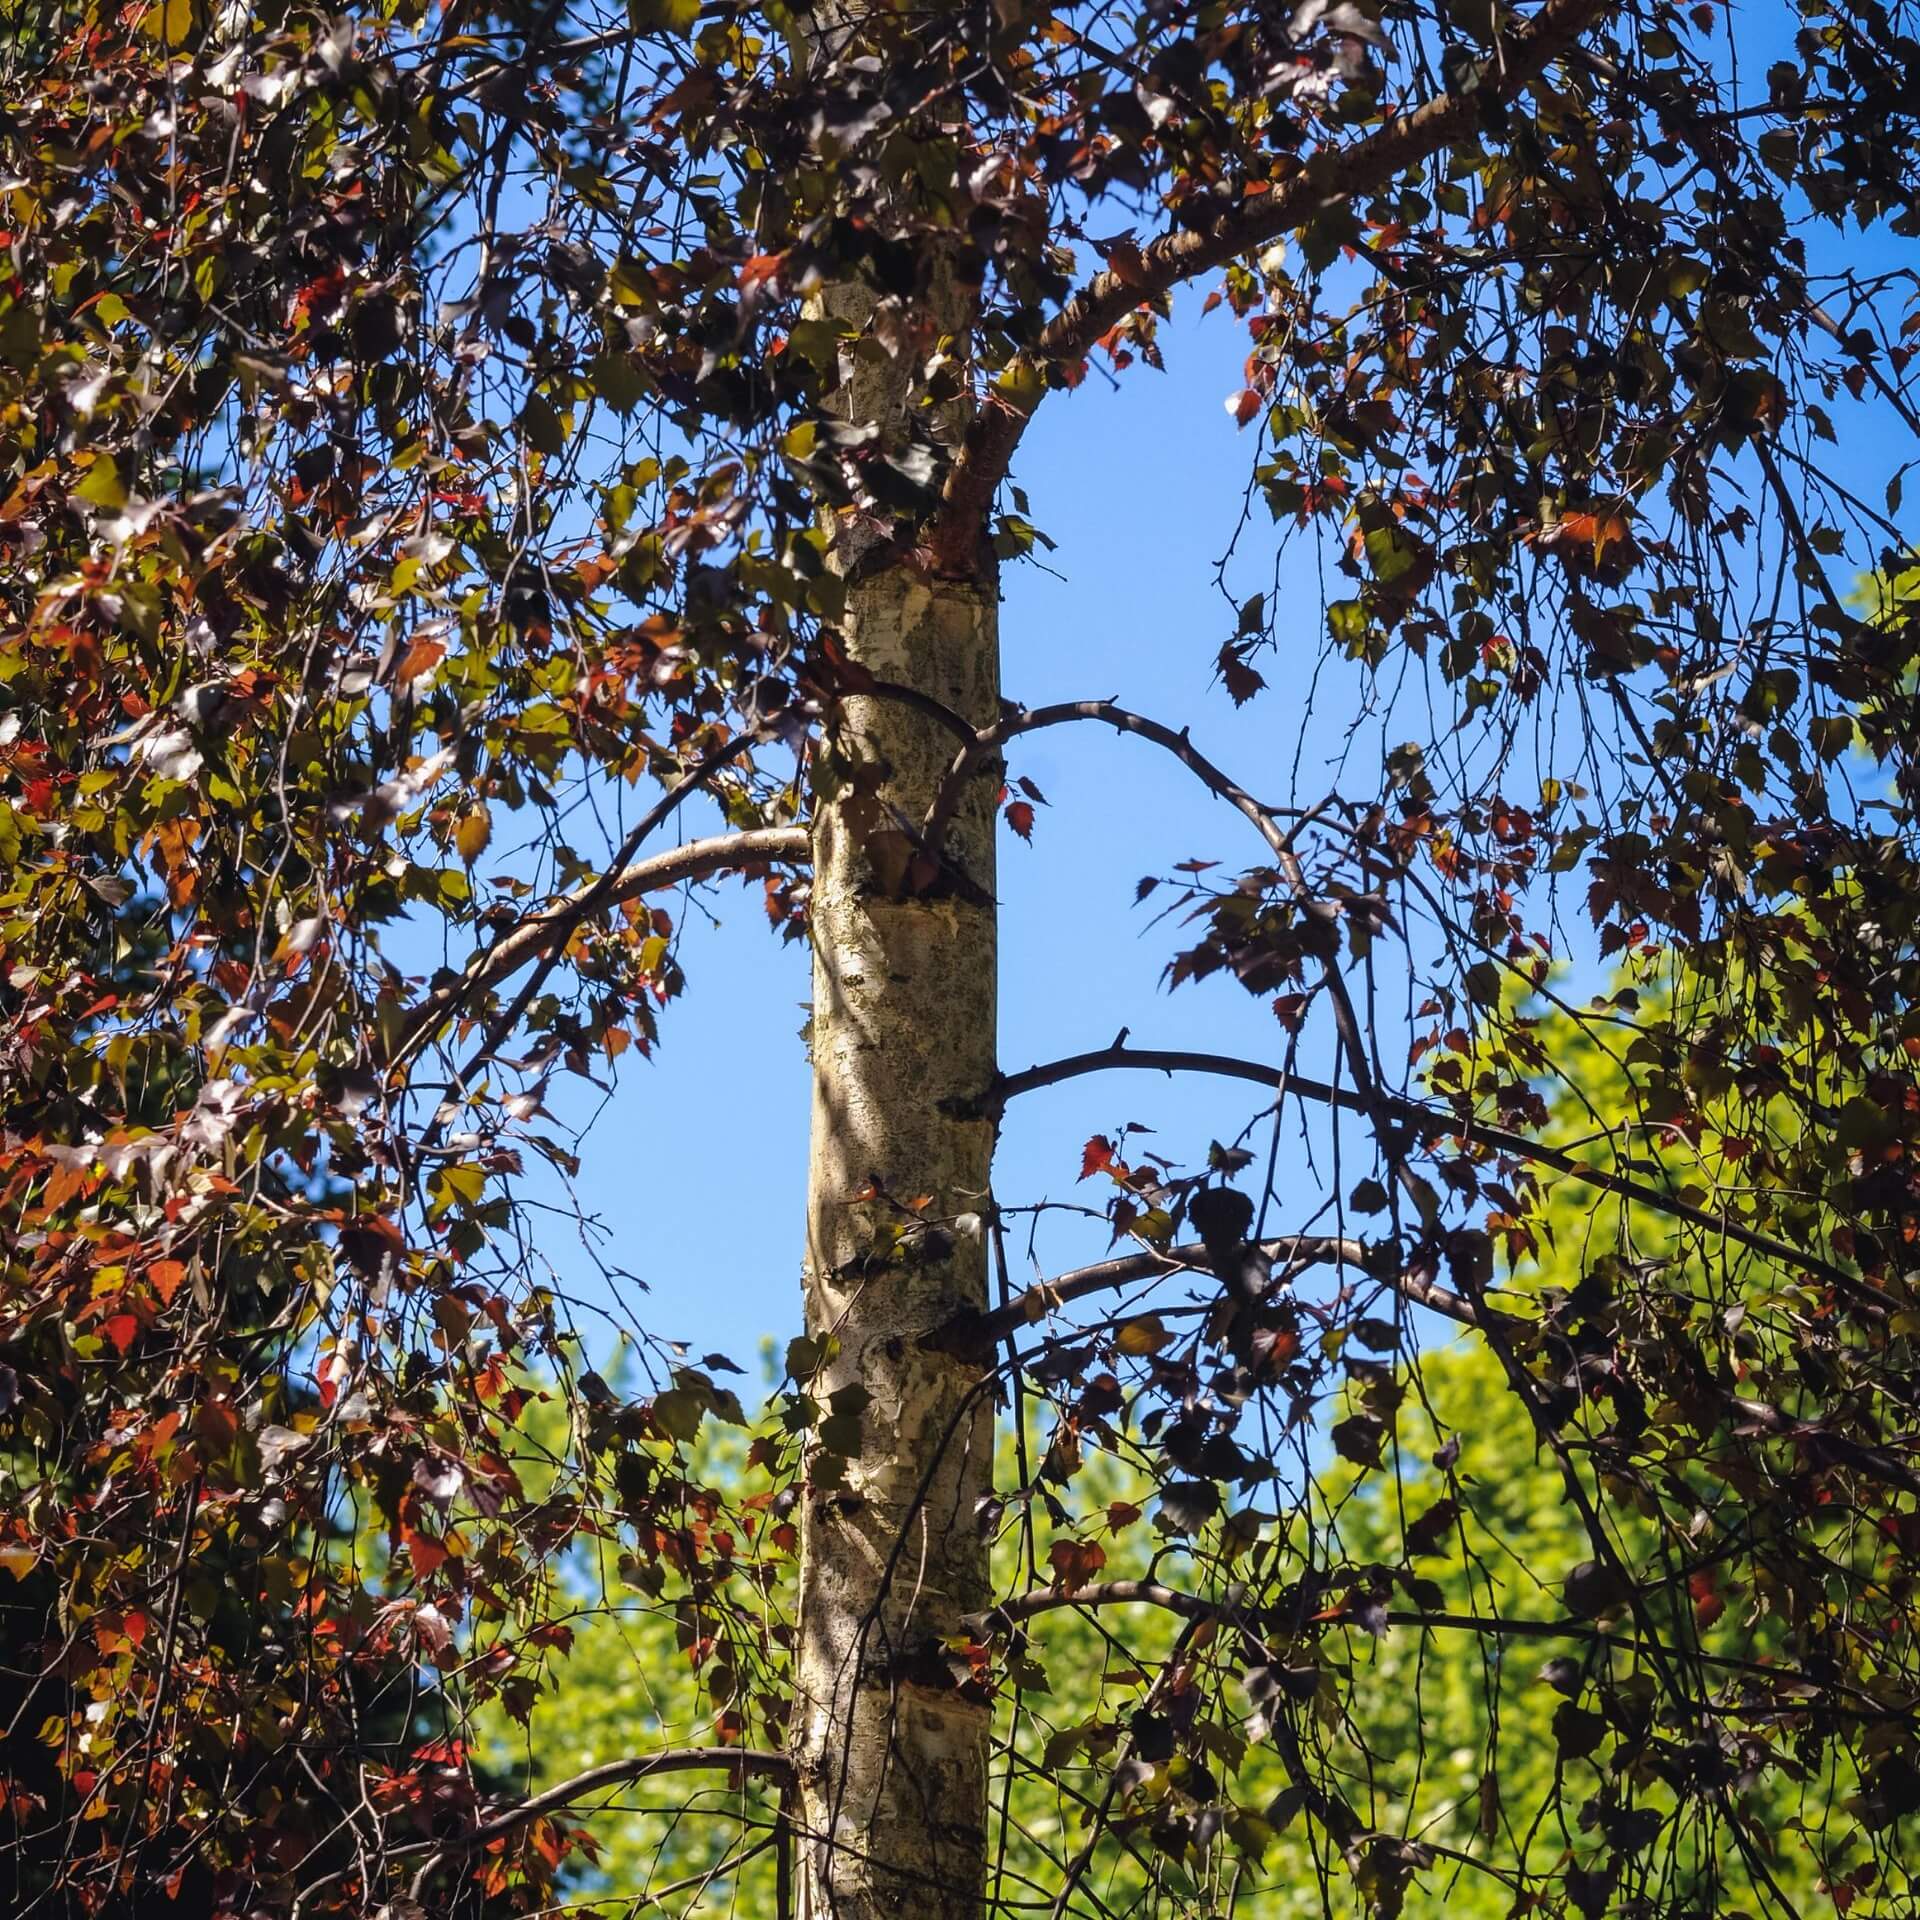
[395,727,773,1100]
[980,1583,1621,1641]
[924,702,1400,1166]
[921,699,1293,862]
[981,1578,1238,1630]
[930,0,1618,567]
[397,826,808,1062]
[459,1747,791,1849]
[982,1588,1897,1710]
[926,1230,1483,1358]
[985,1042,1881,1303]
[930,1234,1359,1352]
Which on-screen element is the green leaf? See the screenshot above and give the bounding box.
[74,455,127,511]
[1328,599,1369,650]
[518,394,566,456]
[650,1388,705,1444]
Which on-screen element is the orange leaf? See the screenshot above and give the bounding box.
[148,1258,187,1308]
[395,636,446,685]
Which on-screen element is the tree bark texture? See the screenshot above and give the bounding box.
[794,558,1000,1918]
[789,8,1000,1902]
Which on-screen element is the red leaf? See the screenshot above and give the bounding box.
[1227,387,1263,428]
[1049,1538,1107,1589]
[104,1313,139,1355]
[148,1258,187,1308]
[1689,1569,1726,1629]
[1272,993,1309,1032]
[315,1349,351,1409]
[1220,649,1266,706]
[404,1528,449,1577]
[1079,1136,1114,1181]
[1005,800,1035,842]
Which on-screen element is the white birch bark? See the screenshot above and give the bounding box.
[792,560,999,1919]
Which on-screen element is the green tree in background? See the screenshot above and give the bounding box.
[483,950,1883,1917]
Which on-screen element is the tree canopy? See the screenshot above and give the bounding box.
[5,0,1920,1916]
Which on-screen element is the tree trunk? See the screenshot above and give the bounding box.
[794,551,999,1917]
[788,8,998,1900]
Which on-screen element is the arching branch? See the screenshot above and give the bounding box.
[921,699,1295,862]
[929,0,1619,568]
[927,1231,1483,1358]
[986,1041,1879,1303]
[981,1582,1630,1642]
[396,728,774,1099]
[923,700,1401,1159]
[397,825,808,1062]
[460,1747,791,1849]
[980,1578,1238,1631]
[931,1234,1362,1354]
[297,1749,793,1917]
[982,1588,1887,1707]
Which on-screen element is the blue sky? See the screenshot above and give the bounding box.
[505,0,1920,1373]
[540,297,1353,1370]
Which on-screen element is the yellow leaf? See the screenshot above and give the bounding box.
[630,0,700,33]
[141,0,196,40]
[454,804,491,864]
[74,454,126,512]
[1115,1313,1171,1357]
[992,357,1045,413]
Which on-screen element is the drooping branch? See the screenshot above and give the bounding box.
[459,1747,791,1849]
[929,0,1620,568]
[921,699,1295,863]
[987,1042,1879,1301]
[396,728,775,1098]
[927,1231,1483,1358]
[1569,43,1920,446]
[396,825,808,1063]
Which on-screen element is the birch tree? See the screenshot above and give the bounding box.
[7,3,1920,1918]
